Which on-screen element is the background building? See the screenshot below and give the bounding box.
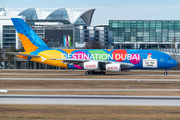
[0,16,23,49]
[0,7,98,49]
[109,20,180,49]
[74,25,111,49]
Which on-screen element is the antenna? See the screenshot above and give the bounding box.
[38,5,42,19]
[7,5,9,16]
[70,5,74,23]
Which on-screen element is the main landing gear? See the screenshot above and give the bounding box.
[85,71,106,75]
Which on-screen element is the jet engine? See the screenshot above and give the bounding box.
[105,64,121,72]
[83,61,99,70]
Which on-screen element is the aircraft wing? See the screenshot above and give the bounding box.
[6,52,41,58]
[49,58,90,65]
[49,58,134,69]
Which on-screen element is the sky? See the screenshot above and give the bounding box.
[1,0,180,25]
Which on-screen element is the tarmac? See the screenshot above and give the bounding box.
[0,95,180,106]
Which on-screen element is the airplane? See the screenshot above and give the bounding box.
[9,18,177,75]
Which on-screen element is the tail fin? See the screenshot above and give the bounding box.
[11,18,49,53]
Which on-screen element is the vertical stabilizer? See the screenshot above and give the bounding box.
[11,18,49,53]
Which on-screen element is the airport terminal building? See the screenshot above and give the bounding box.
[109,20,180,49]
[1,7,180,50]
[0,7,111,50]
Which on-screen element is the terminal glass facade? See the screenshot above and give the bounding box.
[0,8,6,15]
[18,8,38,20]
[109,20,180,49]
[3,25,16,48]
[46,8,69,20]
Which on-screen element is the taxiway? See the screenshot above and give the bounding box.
[2,89,180,91]
[0,95,180,106]
[0,78,180,81]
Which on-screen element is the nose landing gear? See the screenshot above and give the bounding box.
[164,69,168,75]
[164,72,168,75]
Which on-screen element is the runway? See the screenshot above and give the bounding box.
[3,89,180,91]
[1,70,180,106]
[0,78,180,81]
[0,95,180,106]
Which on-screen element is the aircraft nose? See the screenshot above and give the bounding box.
[173,59,178,68]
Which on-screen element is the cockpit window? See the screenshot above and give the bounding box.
[168,57,172,60]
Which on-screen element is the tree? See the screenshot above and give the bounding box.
[5,45,26,69]
[85,39,102,49]
[171,37,176,60]
[0,47,3,69]
[17,47,25,52]
[5,45,19,69]
[169,37,180,70]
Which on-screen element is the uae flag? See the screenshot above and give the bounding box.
[63,35,72,47]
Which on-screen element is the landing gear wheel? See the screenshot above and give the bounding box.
[164,72,168,75]
[99,72,106,75]
[85,71,89,75]
[85,71,106,75]
[89,71,93,75]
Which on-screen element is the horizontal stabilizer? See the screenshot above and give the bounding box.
[6,52,41,58]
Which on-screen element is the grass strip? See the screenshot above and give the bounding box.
[0,105,180,120]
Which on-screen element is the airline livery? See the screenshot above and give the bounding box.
[10,18,177,75]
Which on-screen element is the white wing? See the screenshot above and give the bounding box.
[49,58,134,69]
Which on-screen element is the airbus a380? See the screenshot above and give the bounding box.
[9,18,177,75]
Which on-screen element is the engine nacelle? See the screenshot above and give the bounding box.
[106,64,121,72]
[84,61,99,70]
